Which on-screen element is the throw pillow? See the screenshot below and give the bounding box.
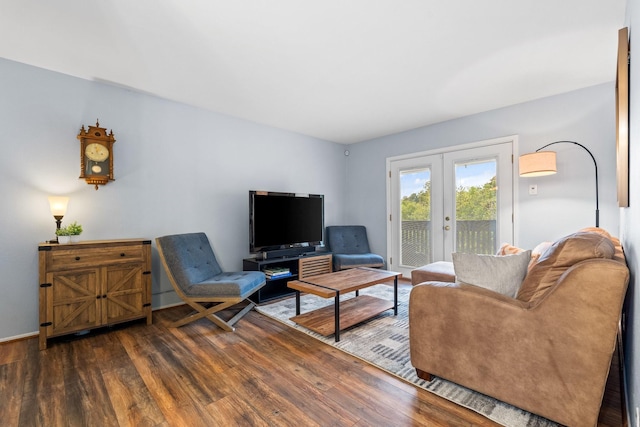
[496,242,553,272]
[528,241,553,272]
[496,242,525,256]
[452,250,532,297]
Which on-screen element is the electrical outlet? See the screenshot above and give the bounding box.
[528,184,538,195]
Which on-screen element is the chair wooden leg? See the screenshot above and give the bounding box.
[226,301,256,327]
[203,314,235,332]
[170,299,256,331]
[171,300,237,329]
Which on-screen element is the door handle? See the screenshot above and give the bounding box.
[444,225,451,231]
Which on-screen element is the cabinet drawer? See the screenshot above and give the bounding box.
[48,245,144,270]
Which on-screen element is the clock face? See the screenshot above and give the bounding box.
[85,143,109,162]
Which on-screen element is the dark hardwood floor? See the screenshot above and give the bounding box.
[0,301,625,427]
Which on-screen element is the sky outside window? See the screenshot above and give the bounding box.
[400,162,495,198]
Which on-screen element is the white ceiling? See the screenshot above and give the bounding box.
[0,0,627,144]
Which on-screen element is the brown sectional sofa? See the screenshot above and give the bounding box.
[409,230,629,426]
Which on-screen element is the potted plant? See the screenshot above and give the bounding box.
[55,226,71,244]
[66,221,83,243]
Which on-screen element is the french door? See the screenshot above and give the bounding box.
[387,139,514,277]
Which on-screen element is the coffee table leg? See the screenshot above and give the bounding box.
[394,276,398,315]
[334,292,340,342]
[295,290,301,316]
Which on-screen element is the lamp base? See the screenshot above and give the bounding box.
[51,215,63,244]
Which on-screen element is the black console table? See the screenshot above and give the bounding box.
[244,252,332,303]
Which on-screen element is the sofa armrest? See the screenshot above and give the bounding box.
[409,258,629,426]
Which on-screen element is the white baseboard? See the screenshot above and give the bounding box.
[153,301,186,310]
[0,331,38,343]
[0,303,186,345]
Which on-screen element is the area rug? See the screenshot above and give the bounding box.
[255,284,557,427]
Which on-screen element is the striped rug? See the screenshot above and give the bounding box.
[255,284,557,427]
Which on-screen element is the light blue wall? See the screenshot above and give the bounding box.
[623,0,639,422]
[345,83,619,255]
[0,58,347,340]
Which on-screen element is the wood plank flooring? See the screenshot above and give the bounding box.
[0,301,624,427]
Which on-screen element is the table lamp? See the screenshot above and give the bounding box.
[48,196,69,243]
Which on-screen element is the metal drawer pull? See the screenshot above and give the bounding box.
[75,256,81,261]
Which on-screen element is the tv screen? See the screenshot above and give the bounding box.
[250,191,324,254]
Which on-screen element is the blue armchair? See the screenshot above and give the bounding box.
[156,232,266,331]
[325,225,385,271]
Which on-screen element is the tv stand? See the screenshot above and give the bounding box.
[244,252,332,303]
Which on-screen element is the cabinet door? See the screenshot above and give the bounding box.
[48,269,101,335]
[103,264,145,324]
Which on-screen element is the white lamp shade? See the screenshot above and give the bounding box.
[519,151,557,177]
[48,196,69,217]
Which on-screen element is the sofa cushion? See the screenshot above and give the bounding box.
[326,225,372,254]
[333,253,384,270]
[187,271,266,298]
[452,250,531,297]
[158,232,223,291]
[516,231,615,303]
[580,227,625,263]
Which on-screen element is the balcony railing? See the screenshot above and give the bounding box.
[401,220,496,267]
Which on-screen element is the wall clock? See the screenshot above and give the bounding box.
[77,120,116,190]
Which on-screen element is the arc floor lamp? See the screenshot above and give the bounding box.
[519,141,599,227]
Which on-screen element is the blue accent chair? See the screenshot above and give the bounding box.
[325,225,385,271]
[156,232,266,331]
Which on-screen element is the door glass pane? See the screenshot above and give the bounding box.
[400,168,431,266]
[454,159,497,254]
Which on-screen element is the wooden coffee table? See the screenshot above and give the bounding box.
[287,267,401,342]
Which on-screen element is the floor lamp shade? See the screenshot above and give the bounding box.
[518,151,557,177]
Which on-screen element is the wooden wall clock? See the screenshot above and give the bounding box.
[77,120,116,190]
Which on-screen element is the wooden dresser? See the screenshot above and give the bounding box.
[38,239,152,350]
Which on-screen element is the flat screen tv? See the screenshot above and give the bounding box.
[249,191,324,255]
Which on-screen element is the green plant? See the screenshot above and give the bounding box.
[66,221,83,236]
[55,221,83,236]
[55,227,71,236]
